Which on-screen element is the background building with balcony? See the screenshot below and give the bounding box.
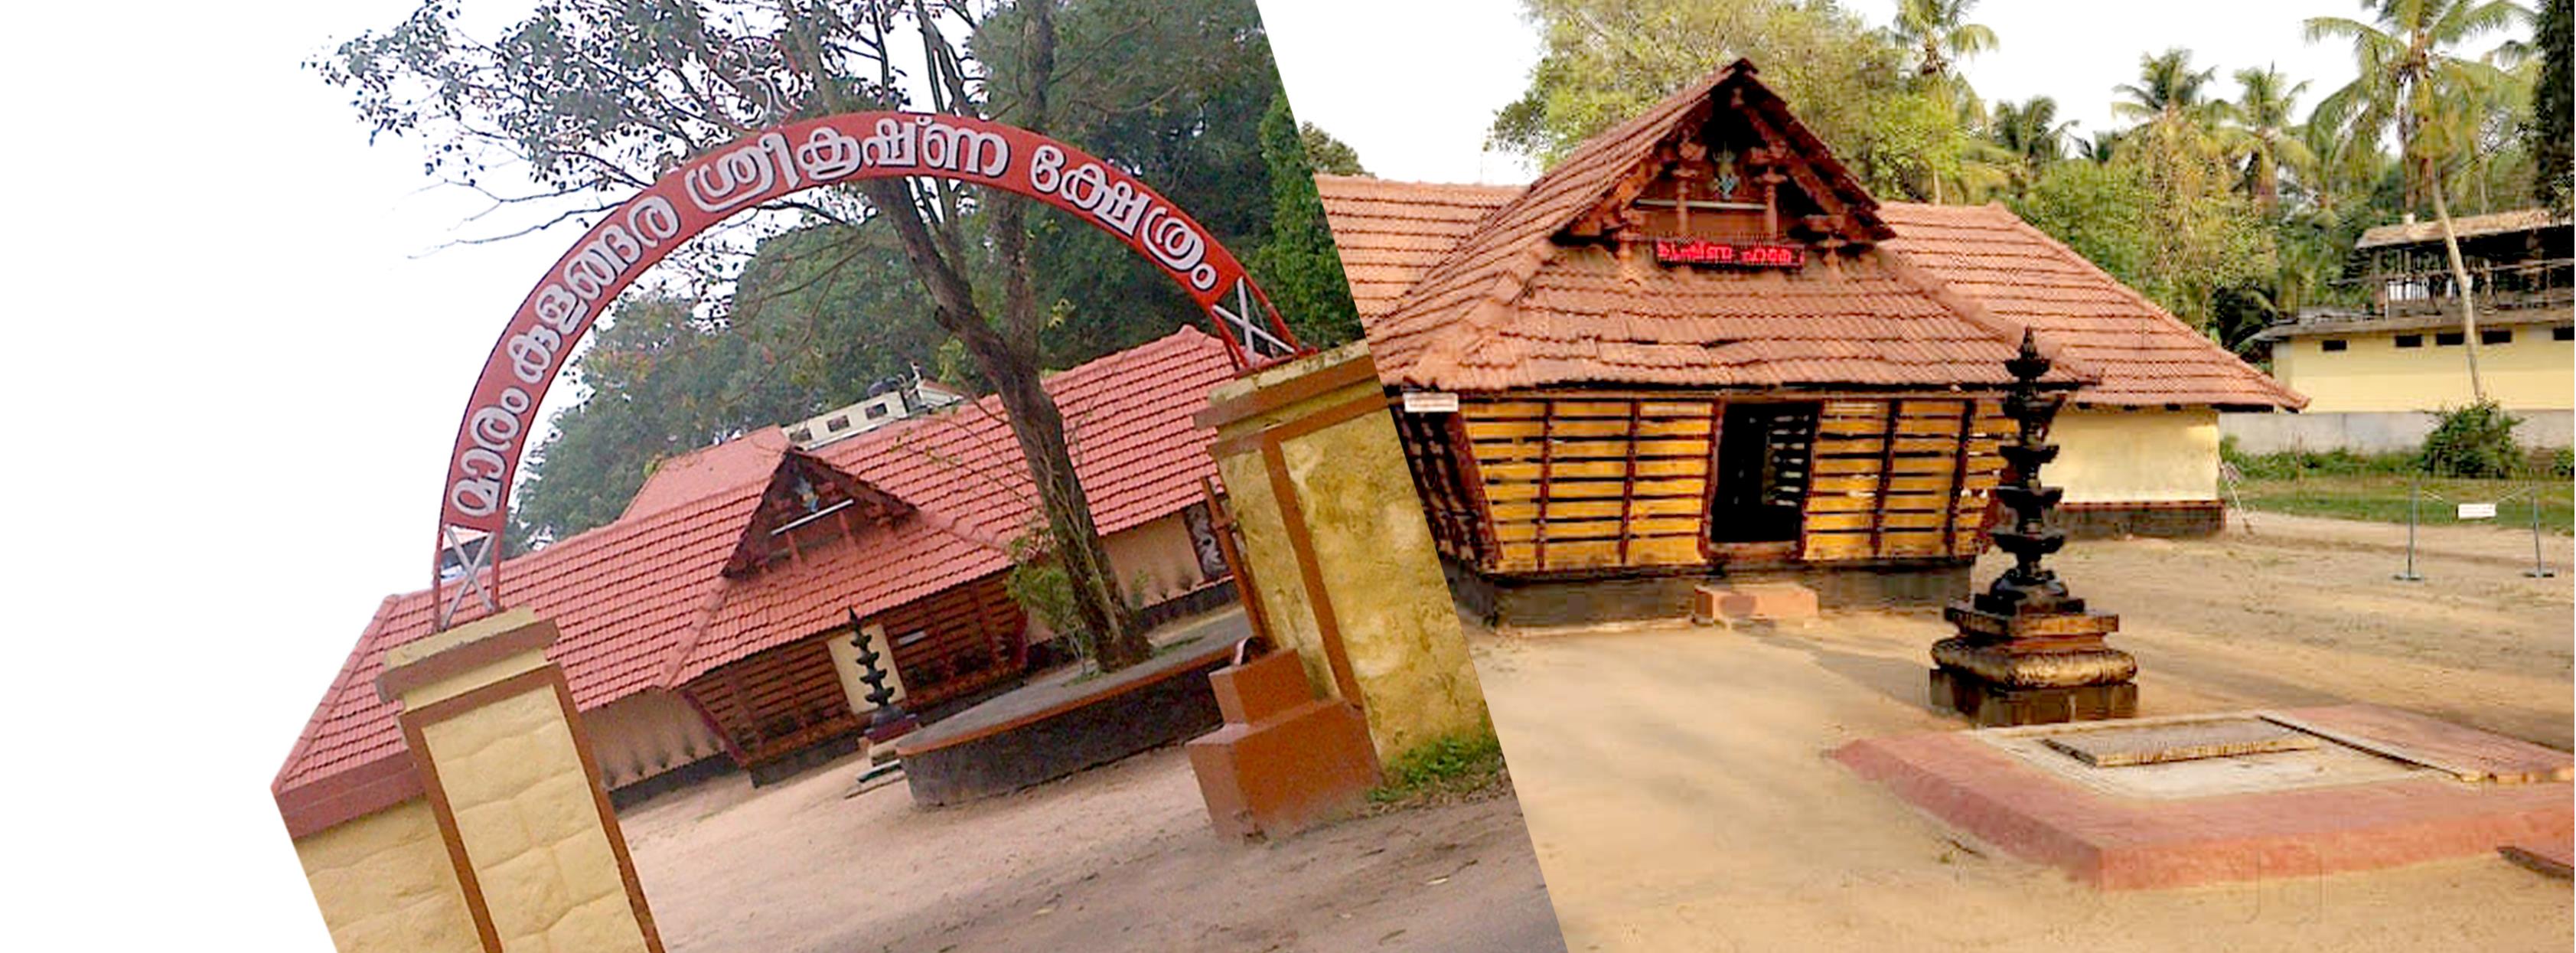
[2232,208,2574,453]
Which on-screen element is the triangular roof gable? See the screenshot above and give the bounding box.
[1557,60,1891,248]
[722,450,918,576]
[1368,60,2075,391]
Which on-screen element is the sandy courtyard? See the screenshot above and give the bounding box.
[619,740,1564,952]
[1473,514,2573,952]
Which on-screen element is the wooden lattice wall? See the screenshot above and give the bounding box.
[1459,397,1718,573]
[1798,398,2006,560]
[1397,393,2006,576]
[683,573,1026,768]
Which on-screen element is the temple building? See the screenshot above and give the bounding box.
[273,328,1241,838]
[1316,61,2299,619]
[2242,208,2573,452]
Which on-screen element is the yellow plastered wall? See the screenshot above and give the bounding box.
[1209,343,1492,763]
[2274,327,2574,413]
[419,685,653,952]
[2050,408,2220,503]
[1103,513,1213,602]
[585,690,728,790]
[293,798,483,953]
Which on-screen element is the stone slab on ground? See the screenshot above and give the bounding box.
[2043,717,2319,767]
[2499,840,2573,878]
[1691,580,1820,625]
[1833,706,2574,889]
[2262,703,2575,784]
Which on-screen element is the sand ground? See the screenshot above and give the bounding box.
[1473,514,2573,953]
[621,733,1564,952]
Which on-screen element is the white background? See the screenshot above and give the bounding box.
[1,1,2369,947]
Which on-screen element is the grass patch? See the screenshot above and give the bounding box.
[1368,731,1510,809]
[2235,474,2573,535]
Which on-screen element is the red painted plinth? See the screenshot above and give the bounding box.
[1831,713,2573,889]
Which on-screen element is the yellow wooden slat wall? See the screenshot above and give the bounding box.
[1463,397,1717,573]
[1798,398,2006,562]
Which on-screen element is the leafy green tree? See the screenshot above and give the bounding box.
[2017,122,2275,341]
[1250,96,1365,346]
[315,0,1299,671]
[1492,0,1949,196]
[2014,160,2150,283]
[2307,0,2532,401]
[1302,122,1369,176]
[2529,0,2571,211]
[514,295,828,546]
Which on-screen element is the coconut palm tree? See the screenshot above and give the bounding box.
[1988,96,2075,196]
[1891,0,2000,80]
[2307,0,2530,401]
[2221,65,2320,211]
[2113,48,2224,129]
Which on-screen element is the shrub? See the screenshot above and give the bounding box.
[2417,401,2525,478]
[1368,730,1508,805]
[2223,436,2415,480]
[1004,527,1093,667]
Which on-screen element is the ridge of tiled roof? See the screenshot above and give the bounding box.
[274,325,1237,837]
[814,326,1237,544]
[1878,202,2304,409]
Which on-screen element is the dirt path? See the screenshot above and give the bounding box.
[1472,517,2571,953]
[621,744,1564,952]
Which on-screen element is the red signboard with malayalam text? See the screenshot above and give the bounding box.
[1652,238,1805,269]
[429,112,1304,625]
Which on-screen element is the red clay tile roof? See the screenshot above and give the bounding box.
[274,327,1236,837]
[1316,176,1527,323]
[1347,62,2069,393]
[1318,160,2297,404]
[1877,203,2305,409]
[621,427,793,521]
[813,327,1239,544]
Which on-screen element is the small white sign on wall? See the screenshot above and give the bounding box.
[1402,390,1460,413]
[2457,502,2499,520]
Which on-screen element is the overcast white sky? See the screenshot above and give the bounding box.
[1265,0,2371,184]
[0,1,2434,948]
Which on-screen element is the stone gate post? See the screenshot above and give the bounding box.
[1198,341,1492,763]
[373,609,664,953]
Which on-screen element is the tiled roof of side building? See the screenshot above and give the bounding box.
[1877,203,2304,409]
[273,326,1238,837]
[814,326,1238,543]
[1313,175,1529,325]
[272,481,769,837]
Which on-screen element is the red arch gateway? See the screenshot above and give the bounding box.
[434,112,1306,626]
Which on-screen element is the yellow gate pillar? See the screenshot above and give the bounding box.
[1200,341,1492,763]
[374,609,664,953]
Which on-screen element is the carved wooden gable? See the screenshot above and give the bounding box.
[726,452,916,576]
[1562,69,1892,263]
